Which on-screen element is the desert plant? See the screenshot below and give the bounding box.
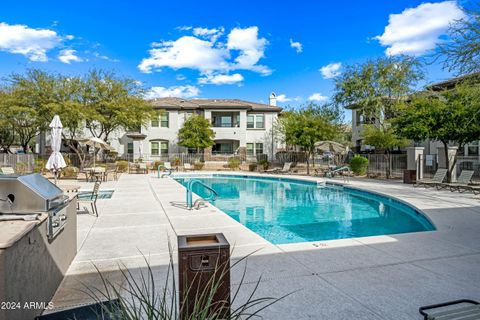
[248,163,257,172]
[227,157,241,170]
[61,166,78,178]
[194,161,205,170]
[258,159,269,170]
[33,158,46,173]
[153,160,164,170]
[349,155,369,175]
[15,162,28,174]
[116,160,129,172]
[82,246,291,320]
[171,157,181,167]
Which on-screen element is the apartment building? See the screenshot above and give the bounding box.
[106,93,283,160]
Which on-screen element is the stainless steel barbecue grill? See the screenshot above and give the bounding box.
[0,173,69,240]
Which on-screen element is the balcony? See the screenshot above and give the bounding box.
[211,112,240,128]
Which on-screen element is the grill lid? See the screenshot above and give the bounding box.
[18,173,63,200]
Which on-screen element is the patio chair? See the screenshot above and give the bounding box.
[265,162,292,174]
[0,167,15,175]
[419,299,480,320]
[77,181,100,217]
[105,163,118,181]
[138,163,148,174]
[436,170,474,191]
[184,163,194,171]
[164,162,172,171]
[414,168,448,188]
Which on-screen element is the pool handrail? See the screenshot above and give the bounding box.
[157,164,172,178]
[186,179,218,209]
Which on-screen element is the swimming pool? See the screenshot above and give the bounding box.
[174,175,435,244]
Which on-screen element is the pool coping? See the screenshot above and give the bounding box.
[170,171,437,247]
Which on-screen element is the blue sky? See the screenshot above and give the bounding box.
[0,0,471,120]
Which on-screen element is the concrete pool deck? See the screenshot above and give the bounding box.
[49,172,480,319]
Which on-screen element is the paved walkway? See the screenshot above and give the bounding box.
[50,173,480,319]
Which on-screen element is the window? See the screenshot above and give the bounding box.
[160,141,169,154]
[255,143,263,155]
[220,116,232,127]
[246,143,254,156]
[255,114,264,129]
[151,142,159,155]
[246,143,263,156]
[127,142,134,154]
[160,112,169,128]
[151,118,159,127]
[247,114,264,129]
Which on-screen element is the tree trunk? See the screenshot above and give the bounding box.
[306,151,310,175]
[385,151,391,179]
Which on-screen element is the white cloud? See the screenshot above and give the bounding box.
[0,22,62,61]
[227,26,271,75]
[276,94,291,103]
[193,27,224,42]
[320,62,342,79]
[289,38,302,53]
[145,85,200,99]
[138,36,230,73]
[58,49,82,64]
[138,26,271,79]
[375,1,465,56]
[198,73,244,85]
[176,74,186,81]
[308,93,329,102]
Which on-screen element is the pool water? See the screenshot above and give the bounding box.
[174,175,435,244]
[77,190,114,200]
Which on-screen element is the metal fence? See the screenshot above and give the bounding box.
[456,156,480,183]
[0,154,36,173]
[363,154,407,178]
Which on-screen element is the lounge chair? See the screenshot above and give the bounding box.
[104,163,118,181]
[77,181,100,217]
[184,163,194,171]
[0,167,15,175]
[419,299,480,320]
[414,168,448,188]
[325,166,351,178]
[138,163,148,174]
[436,170,474,191]
[265,162,292,174]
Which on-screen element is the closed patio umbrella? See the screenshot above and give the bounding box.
[45,115,66,184]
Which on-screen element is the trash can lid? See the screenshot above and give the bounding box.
[178,233,229,251]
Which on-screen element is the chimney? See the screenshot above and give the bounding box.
[269,92,277,106]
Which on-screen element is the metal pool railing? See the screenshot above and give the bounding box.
[186,179,218,210]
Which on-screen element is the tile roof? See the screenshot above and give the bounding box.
[150,97,282,112]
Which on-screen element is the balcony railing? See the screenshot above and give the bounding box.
[212,122,240,128]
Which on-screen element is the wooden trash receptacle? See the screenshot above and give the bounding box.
[178,233,230,320]
[403,169,417,184]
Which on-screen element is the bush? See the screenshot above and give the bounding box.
[227,157,241,170]
[349,155,369,175]
[15,162,28,174]
[248,163,258,172]
[171,157,181,167]
[34,158,46,173]
[152,160,164,170]
[116,160,128,172]
[194,161,205,170]
[258,159,269,170]
[61,166,78,178]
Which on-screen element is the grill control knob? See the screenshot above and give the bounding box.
[59,214,67,221]
[52,220,60,228]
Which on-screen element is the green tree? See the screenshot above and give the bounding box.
[82,69,154,142]
[333,56,423,177]
[178,115,215,153]
[277,103,342,174]
[437,7,480,75]
[0,90,16,153]
[393,84,480,182]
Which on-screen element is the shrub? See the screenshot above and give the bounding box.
[349,155,369,175]
[152,160,164,170]
[171,156,181,167]
[258,159,269,170]
[194,161,205,170]
[34,158,46,173]
[248,163,258,172]
[61,166,78,178]
[15,162,28,174]
[227,157,241,170]
[116,160,128,172]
